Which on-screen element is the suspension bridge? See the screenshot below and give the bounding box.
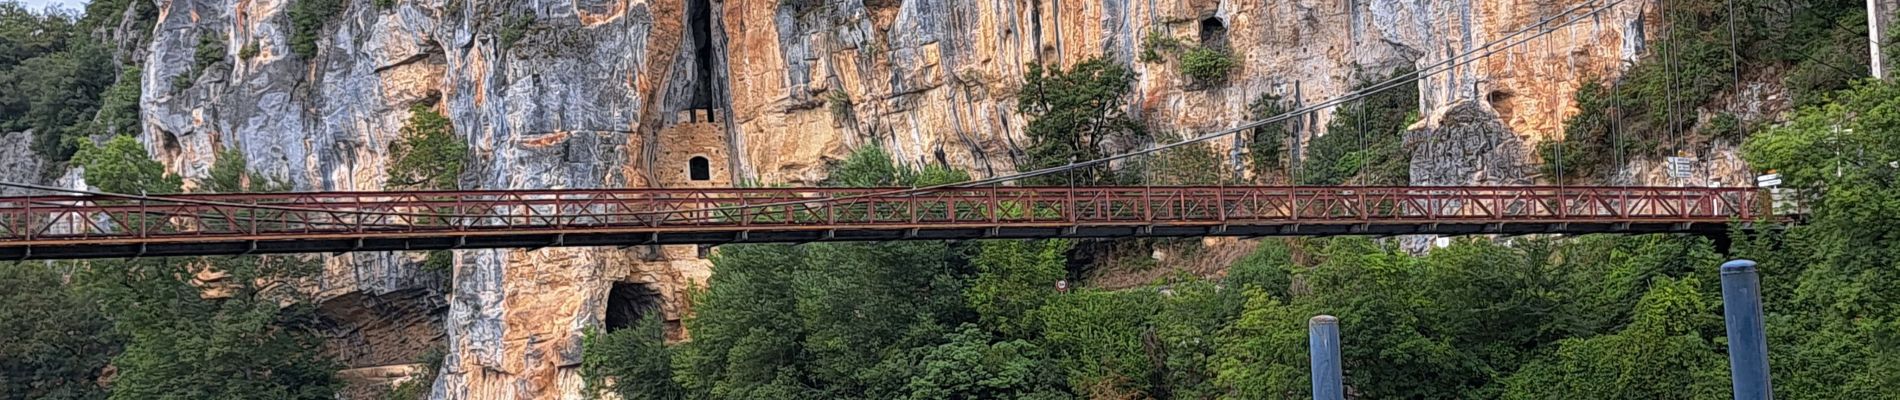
[0,185,1779,260]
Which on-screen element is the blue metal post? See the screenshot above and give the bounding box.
[1309,315,1343,400]
[1720,259,1773,400]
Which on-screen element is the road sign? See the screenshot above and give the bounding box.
[1667,157,1696,179]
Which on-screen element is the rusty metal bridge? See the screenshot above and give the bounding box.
[0,186,1777,260]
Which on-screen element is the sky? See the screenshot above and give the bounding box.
[12,0,88,12]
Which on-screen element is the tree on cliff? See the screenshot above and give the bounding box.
[386,104,467,190]
[1017,57,1144,185]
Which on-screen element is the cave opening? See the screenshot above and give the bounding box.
[689,156,711,181]
[687,0,718,122]
[1199,17,1228,49]
[604,282,664,332]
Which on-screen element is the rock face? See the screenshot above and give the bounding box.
[0,131,45,196]
[118,0,1654,397]
[1407,100,1531,186]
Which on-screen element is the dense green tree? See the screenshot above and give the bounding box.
[73,135,181,194]
[903,324,1067,400]
[1738,78,1900,398]
[582,314,683,400]
[1299,67,1417,185]
[1212,289,1313,400]
[82,256,338,400]
[1017,57,1143,185]
[966,239,1071,339]
[61,137,339,399]
[0,263,116,400]
[1500,277,1731,399]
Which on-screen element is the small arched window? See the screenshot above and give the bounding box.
[689,156,711,181]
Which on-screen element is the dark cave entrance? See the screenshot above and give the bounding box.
[604,282,664,332]
[1199,17,1228,49]
[687,0,719,123]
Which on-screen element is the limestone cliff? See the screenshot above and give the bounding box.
[112,0,1680,397]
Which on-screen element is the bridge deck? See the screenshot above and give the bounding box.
[0,186,1773,260]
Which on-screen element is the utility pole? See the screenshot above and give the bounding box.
[1871,0,1897,79]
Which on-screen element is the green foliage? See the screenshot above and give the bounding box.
[289,0,342,58]
[0,25,116,161]
[95,67,141,136]
[239,42,260,60]
[1035,289,1163,397]
[823,145,970,187]
[0,263,116,400]
[194,31,225,73]
[903,324,1067,400]
[582,315,684,400]
[386,105,467,190]
[384,346,443,400]
[1212,289,1312,399]
[1739,80,1900,399]
[1138,29,1183,64]
[1017,57,1144,185]
[205,147,284,193]
[1299,67,1417,185]
[1123,130,1228,185]
[966,240,1071,339]
[1179,46,1235,84]
[84,256,339,400]
[825,89,852,121]
[75,135,183,194]
[1247,93,1291,181]
[499,14,535,49]
[1539,80,1625,182]
[375,0,395,9]
[1501,278,1731,399]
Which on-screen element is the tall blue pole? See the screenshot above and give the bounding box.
[1310,315,1343,400]
[1720,259,1773,400]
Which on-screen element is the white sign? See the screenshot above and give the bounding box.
[1756,173,1781,187]
[1666,157,1696,179]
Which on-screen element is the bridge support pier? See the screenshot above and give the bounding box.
[1720,260,1774,400]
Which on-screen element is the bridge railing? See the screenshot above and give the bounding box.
[0,186,1769,246]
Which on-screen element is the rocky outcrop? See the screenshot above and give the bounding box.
[0,131,45,196]
[1406,100,1530,186]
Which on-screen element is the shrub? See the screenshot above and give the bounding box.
[96,67,142,136]
[194,32,225,71]
[238,42,260,60]
[375,0,395,9]
[1139,29,1183,63]
[1180,47,1235,84]
[499,14,534,49]
[289,0,342,58]
[1299,67,1417,185]
[1247,93,1290,180]
[825,89,852,121]
[386,105,467,189]
[581,316,684,400]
